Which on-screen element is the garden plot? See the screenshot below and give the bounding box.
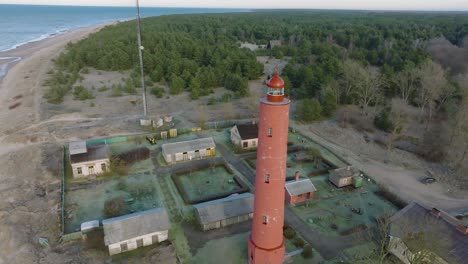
[292,177,398,236]
[172,163,249,204]
[64,173,163,233]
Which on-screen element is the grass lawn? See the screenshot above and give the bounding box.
[192,232,249,264]
[175,165,244,202]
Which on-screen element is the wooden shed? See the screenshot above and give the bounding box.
[329,166,360,188]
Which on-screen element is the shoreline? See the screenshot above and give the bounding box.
[0,21,117,81]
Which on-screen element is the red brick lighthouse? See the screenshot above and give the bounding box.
[248,69,290,264]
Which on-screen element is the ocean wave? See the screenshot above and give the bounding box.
[0,56,22,79]
[0,28,70,53]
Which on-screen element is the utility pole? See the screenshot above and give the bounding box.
[136,0,147,117]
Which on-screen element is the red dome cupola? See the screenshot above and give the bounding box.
[266,68,285,102]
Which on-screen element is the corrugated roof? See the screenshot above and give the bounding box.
[235,124,258,140]
[70,144,109,164]
[285,179,317,196]
[193,193,254,225]
[69,141,87,155]
[161,137,215,156]
[390,202,468,264]
[102,207,170,246]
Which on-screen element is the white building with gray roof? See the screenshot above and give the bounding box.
[102,207,170,255]
[194,193,254,231]
[69,141,110,178]
[161,137,216,164]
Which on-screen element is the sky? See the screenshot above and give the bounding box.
[0,0,468,11]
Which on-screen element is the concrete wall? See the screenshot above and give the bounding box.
[71,158,109,178]
[107,230,169,255]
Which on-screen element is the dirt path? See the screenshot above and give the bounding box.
[291,121,468,212]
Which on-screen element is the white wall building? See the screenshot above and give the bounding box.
[102,207,171,255]
[161,137,216,164]
[69,142,110,178]
[230,123,258,150]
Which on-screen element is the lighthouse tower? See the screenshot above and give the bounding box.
[248,69,290,264]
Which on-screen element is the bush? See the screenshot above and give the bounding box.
[321,89,337,116]
[220,92,233,102]
[104,197,127,218]
[207,96,217,105]
[116,147,150,165]
[151,87,165,98]
[73,86,94,100]
[284,227,296,239]
[108,157,128,176]
[374,107,393,132]
[98,86,109,92]
[302,245,314,258]
[293,237,305,248]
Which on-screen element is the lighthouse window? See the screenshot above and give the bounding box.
[265,173,270,183]
[268,128,273,137]
[263,215,269,225]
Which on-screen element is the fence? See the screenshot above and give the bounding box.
[87,136,128,146]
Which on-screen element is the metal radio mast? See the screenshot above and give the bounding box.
[136,0,148,117]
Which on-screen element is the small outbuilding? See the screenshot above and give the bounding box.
[161,137,215,164]
[194,193,254,231]
[285,172,317,206]
[69,141,110,178]
[230,123,259,150]
[102,207,170,256]
[329,166,361,188]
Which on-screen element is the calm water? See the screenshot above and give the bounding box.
[0,4,247,52]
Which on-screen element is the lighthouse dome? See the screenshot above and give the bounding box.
[267,69,285,89]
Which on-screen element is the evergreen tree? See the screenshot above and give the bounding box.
[170,75,185,95]
[297,99,322,122]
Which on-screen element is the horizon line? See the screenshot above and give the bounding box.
[1,3,468,12]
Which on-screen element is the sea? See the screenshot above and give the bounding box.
[0,4,247,52]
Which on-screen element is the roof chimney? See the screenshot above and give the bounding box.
[457,224,468,235]
[295,171,301,181]
[431,208,441,218]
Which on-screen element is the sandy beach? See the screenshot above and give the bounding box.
[0,22,120,264]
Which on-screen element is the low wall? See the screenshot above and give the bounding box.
[61,231,83,242]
